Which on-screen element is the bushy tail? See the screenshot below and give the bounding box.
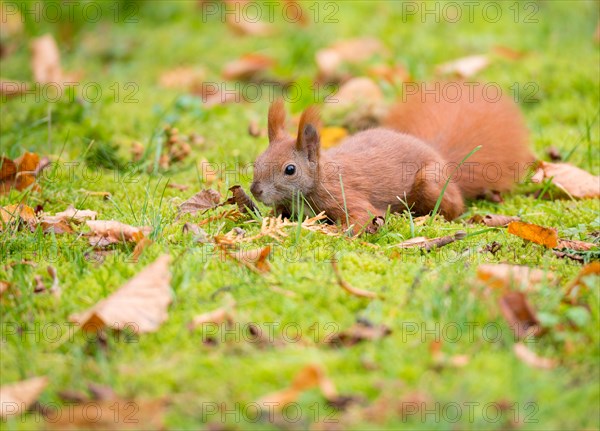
[385,82,535,199]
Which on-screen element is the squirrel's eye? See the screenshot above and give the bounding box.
[284,164,296,176]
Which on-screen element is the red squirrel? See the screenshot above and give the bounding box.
[250,82,534,232]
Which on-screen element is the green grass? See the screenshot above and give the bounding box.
[1,1,599,430]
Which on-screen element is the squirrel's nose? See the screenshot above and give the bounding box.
[250,183,262,198]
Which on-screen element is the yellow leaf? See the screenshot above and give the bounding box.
[320,126,348,149]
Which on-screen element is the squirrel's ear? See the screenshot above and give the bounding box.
[268,99,287,142]
[296,106,321,162]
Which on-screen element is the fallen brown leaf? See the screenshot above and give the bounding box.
[436,54,490,78]
[513,342,557,369]
[222,53,275,81]
[130,237,153,263]
[467,214,521,227]
[257,364,337,410]
[226,245,271,273]
[324,321,391,347]
[0,152,45,194]
[531,161,600,198]
[331,260,377,299]
[0,204,37,231]
[477,263,556,290]
[197,208,244,226]
[86,220,151,247]
[499,291,543,339]
[0,376,48,419]
[41,219,73,234]
[507,221,558,248]
[227,185,259,214]
[51,205,97,224]
[178,189,221,218]
[69,254,172,333]
[556,238,597,251]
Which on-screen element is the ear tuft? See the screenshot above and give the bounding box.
[268,98,287,142]
[296,106,321,162]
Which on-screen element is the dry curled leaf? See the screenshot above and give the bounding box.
[222,53,275,81]
[499,291,543,339]
[0,204,37,231]
[227,185,259,214]
[0,376,48,419]
[531,161,600,198]
[50,205,97,224]
[507,221,558,248]
[556,238,597,251]
[436,55,490,78]
[1,152,45,194]
[225,245,271,273]
[69,255,172,333]
[178,189,221,218]
[467,214,521,227]
[130,237,153,263]
[41,219,73,234]
[324,321,391,347]
[198,208,244,226]
[257,364,337,410]
[331,260,377,299]
[86,220,151,247]
[477,263,556,291]
[513,342,557,369]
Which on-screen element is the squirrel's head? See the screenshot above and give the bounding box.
[251,99,321,207]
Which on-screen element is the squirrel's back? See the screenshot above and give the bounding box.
[385,82,534,199]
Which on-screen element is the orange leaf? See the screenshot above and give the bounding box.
[507,221,558,248]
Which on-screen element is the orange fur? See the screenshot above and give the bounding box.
[252,87,534,232]
[385,82,535,198]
